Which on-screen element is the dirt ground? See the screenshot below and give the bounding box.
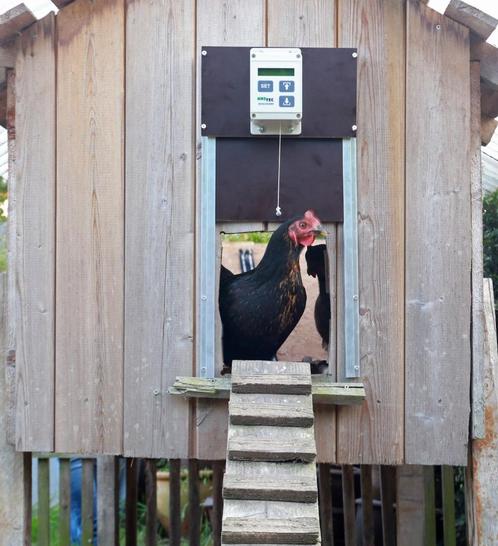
[221,241,328,363]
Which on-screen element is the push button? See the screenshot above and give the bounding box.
[279,80,295,92]
[279,95,295,107]
[258,80,273,92]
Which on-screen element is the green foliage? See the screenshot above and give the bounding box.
[483,189,498,304]
[0,176,7,224]
[223,231,272,244]
[0,236,6,272]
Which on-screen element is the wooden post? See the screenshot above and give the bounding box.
[441,466,456,546]
[189,459,201,546]
[125,458,138,546]
[380,466,396,546]
[169,458,182,546]
[81,459,95,545]
[97,456,119,546]
[360,465,374,546]
[342,465,356,546]
[38,457,50,546]
[212,460,225,546]
[145,459,157,546]
[59,458,71,546]
[318,463,334,546]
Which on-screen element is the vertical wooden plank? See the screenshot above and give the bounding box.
[145,459,157,546]
[124,0,195,459]
[268,0,337,465]
[342,465,356,546]
[81,459,95,546]
[38,458,50,546]
[59,458,71,546]
[405,0,471,465]
[97,456,119,546]
[361,465,374,546]
[380,466,396,546]
[0,271,31,545]
[470,61,485,439]
[318,463,334,546]
[195,0,265,460]
[55,0,124,454]
[397,466,425,546]
[125,459,138,546]
[337,0,405,465]
[212,460,225,546]
[169,459,182,546]
[188,459,201,546]
[14,13,55,452]
[441,466,456,546]
[423,467,437,546]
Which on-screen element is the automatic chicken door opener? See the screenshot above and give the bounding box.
[199,46,360,379]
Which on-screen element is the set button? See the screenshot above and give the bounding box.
[258,80,273,92]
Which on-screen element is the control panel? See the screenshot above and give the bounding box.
[250,48,303,135]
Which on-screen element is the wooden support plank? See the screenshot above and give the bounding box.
[0,4,36,44]
[55,0,124,454]
[423,467,437,546]
[222,516,320,544]
[380,466,396,546]
[471,36,498,90]
[195,0,265,461]
[212,461,225,546]
[59,458,71,546]
[189,459,201,546]
[341,465,356,546]
[38,458,50,546]
[318,464,334,546]
[445,0,498,40]
[360,465,374,546]
[81,459,95,546]
[124,0,195,458]
[396,466,425,546]
[15,13,55,452]
[0,41,16,68]
[471,61,485,440]
[231,361,311,394]
[169,459,182,546]
[441,466,456,546]
[145,460,157,546]
[125,459,138,546]
[481,81,498,119]
[97,456,119,546]
[481,115,498,146]
[405,0,471,465]
[336,0,405,464]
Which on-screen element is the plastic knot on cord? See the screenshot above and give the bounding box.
[275,206,282,216]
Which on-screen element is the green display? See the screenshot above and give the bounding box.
[258,67,295,76]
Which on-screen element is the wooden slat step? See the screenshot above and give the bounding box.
[222,517,320,544]
[228,425,316,463]
[229,393,313,427]
[231,361,311,395]
[223,473,317,502]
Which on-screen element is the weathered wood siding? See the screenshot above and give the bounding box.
[12,0,473,463]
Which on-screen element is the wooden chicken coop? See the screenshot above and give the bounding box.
[0,0,497,480]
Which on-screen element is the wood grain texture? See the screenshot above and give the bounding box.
[445,0,497,40]
[405,0,471,465]
[222,516,319,544]
[195,0,265,460]
[471,61,485,439]
[396,466,426,546]
[124,0,195,458]
[55,0,124,453]
[14,14,55,452]
[59,459,71,546]
[97,456,119,546]
[0,4,36,44]
[336,0,405,465]
[341,465,356,546]
[318,464,334,546]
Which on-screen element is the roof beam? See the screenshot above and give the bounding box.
[445,0,498,40]
[471,33,498,90]
[481,115,498,146]
[0,4,36,45]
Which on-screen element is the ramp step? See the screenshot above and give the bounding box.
[223,474,317,502]
[229,393,314,427]
[231,361,311,395]
[221,517,320,544]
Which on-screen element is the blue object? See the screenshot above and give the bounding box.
[258,80,273,92]
[279,95,294,107]
[279,80,294,92]
[70,458,97,545]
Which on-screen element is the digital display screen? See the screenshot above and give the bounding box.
[258,68,295,76]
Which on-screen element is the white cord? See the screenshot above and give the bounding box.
[275,123,282,216]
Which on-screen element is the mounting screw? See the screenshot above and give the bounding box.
[352,52,358,58]
[354,365,360,371]
[435,24,441,30]
[201,123,207,129]
[352,124,357,131]
[353,294,359,301]
[296,53,301,58]
[153,389,160,396]
[201,50,207,56]
[251,53,256,58]
[251,113,256,118]
[201,295,207,301]
[259,126,265,133]
[296,113,301,119]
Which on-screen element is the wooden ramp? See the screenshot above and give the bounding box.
[222,361,321,545]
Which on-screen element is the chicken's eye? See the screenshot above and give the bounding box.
[299,222,307,229]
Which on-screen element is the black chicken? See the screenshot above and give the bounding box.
[219,210,324,371]
[305,244,330,349]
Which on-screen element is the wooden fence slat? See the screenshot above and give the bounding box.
[212,460,225,546]
[81,459,95,546]
[14,13,55,452]
[55,0,124,454]
[124,0,195,459]
[361,465,374,546]
[195,0,265,460]
[97,456,119,546]
[423,466,437,546]
[125,459,138,546]
[396,466,426,546]
[318,463,334,546]
[380,466,396,546]
[169,459,182,546]
[336,0,405,465]
[405,0,471,466]
[342,465,356,546]
[145,459,157,546]
[442,466,457,546]
[59,458,71,546]
[38,458,50,546]
[188,459,201,546]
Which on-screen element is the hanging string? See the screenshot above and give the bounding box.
[275,122,282,217]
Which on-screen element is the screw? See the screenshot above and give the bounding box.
[201,295,207,301]
[296,54,301,58]
[352,52,358,58]
[251,53,256,58]
[435,24,441,30]
[353,294,358,301]
[352,124,357,131]
[354,365,360,370]
[251,113,256,118]
[201,123,206,129]
[296,113,301,119]
[153,389,160,396]
[259,126,265,133]
[201,50,207,56]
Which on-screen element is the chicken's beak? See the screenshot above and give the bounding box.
[313,224,327,237]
